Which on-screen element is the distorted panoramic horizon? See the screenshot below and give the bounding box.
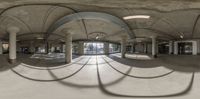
[0,0,200,99]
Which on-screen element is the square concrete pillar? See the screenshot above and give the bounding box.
[0,40,3,54]
[192,41,197,55]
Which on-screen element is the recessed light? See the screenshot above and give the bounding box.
[123,15,150,20]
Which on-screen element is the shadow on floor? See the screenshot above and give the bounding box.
[158,55,200,72]
[49,55,195,98]
[97,63,195,98]
[10,56,91,82]
[108,54,169,68]
[101,56,175,79]
[109,54,200,73]
[0,54,19,72]
[17,53,81,67]
[6,54,197,98]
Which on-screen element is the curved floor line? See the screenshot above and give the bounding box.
[101,56,175,79]
[10,57,92,82]
[97,56,195,97]
[47,56,131,88]
[74,61,114,66]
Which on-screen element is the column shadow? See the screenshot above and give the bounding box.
[9,56,91,82]
[97,62,195,98]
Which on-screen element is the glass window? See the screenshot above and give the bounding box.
[109,43,120,53]
[72,42,79,54]
[84,42,104,55]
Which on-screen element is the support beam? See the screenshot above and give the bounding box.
[151,37,157,58]
[60,44,63,53]
[104,42,109,55]
[192,41,198,55]
[144,43,148,53]
[169,41,174,54]
[78,41,84,55]
[51,46,55,53]
[197,39,200,55]
[131,42,135,53]
[65,32,72,64]
[62,44,66,53]
[174,42,178,55]
[48,43,52,53]
[0,40,2,54]
[47,12,135,39]
[7,27,20,64]
[45,42,49,54]
[30,41,35,54]
[121,36,127,58]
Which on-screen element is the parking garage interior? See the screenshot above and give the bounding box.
[1,0,200,99]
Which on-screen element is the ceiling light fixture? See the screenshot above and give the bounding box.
[180,35,184,39]
[95,34,100,40]
[123,15,150,20]
[37,37,44,40]
[96,36,99,40]
[179,32,184,39]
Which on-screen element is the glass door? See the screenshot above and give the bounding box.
[84,42,104,55]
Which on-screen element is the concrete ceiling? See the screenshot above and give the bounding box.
[0,0,200,43]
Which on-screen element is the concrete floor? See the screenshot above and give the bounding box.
[0,53,200,99]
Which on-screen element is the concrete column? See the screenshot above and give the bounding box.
[51,46,55,53]
[174,42,178,55]
[60,44,63,53]
[48,43,52,53]
[45,42,49,54]
[131,43,135,53]
[0,40,3,54]
[121,36,127,58]
[65,32,72,64]
[78,41,84,55]
[54,45,57,52]
[104,42,109,55]
[7,27,20,63]
[169,41,173,54]
[192,41,197,55]
[152,37,157,58]
[144,43,148,53]
[62,44,66,53]
[30,41,35,54]
[197,40,200,55]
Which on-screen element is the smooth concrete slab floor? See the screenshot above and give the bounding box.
[0,53,200,99]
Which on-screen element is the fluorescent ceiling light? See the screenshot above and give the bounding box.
[123,15,150,20]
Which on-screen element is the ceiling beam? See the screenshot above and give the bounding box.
[47,12,135,39]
